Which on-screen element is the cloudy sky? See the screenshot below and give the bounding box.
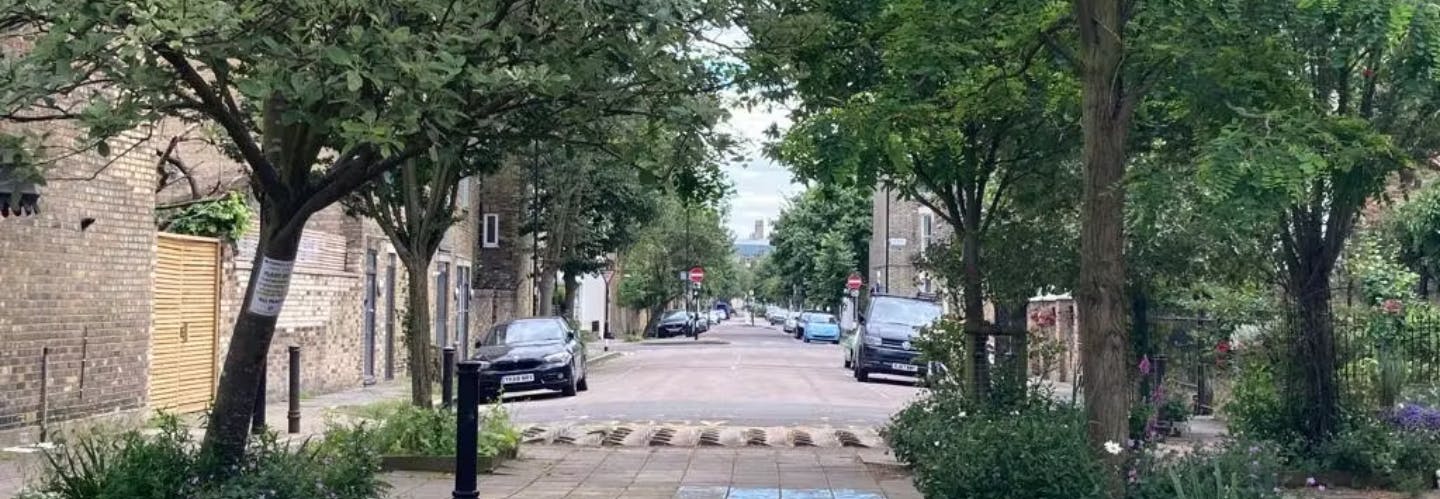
[720,99,800,243]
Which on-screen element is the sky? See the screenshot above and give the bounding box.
[720,99,800,243]
[703,27,802,244]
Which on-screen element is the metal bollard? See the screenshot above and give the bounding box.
[287,346,301,434]
[453,361,480,499]
[441,346,456,409]
[252,357,267,434]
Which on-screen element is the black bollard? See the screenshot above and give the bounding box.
[252,357,267,434]
[453,361,480,499]
[287,346,301,434]
[442,346,456,409]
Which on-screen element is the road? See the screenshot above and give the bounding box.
[500,318,923,429]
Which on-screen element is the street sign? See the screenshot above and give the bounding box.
[846,273,863,290]
[888,238,908,247]
[688,266,705,283]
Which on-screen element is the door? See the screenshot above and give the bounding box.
[385,253,396,380]
[362,250,377,384]
[434,262,449,346]
[150,233,220,413]
[456,265,471,359]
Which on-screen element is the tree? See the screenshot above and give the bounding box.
[747,0,1078,397]
[2,0,740,465]
[761,186,870,311]
[1182,0,1438,442]
[618,196,735,333]
[1064,0,1160,464]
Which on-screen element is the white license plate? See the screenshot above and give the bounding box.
[892,363,919,373]
[501,374,535,384]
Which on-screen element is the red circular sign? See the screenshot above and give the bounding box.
[689,266,705,283]
[846,273,863,290]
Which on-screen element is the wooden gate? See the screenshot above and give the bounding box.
[150,233,220,413]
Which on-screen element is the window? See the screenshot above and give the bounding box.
[919,211,934,248]
[482,213,500,248]
[456,177,472,210]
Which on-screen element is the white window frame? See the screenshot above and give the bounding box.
[918,210,934,248]
[482,213,500,248]
[456,177,472,210]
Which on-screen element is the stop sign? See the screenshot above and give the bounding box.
[688,266,705,283]
[846,273,863,290]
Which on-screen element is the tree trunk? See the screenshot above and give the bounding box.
[200,208,305,467]
[1287,265,1340,442]
[1074,0,1134,468]
[645,303,666,337]
[404,256,436,408]
[562,270,580,321]
[538,269,558,316]
[960,228,989,401]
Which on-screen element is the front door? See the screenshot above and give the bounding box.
[363,250,377,384]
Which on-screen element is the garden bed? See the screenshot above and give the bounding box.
[379,446,519,473]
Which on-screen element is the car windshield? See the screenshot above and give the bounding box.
[803,313,836,324]
[483,319,566,346]
[868,297,943,326]
[662,311,689,321]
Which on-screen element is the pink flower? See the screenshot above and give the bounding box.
[1383,299,1403,315]
[1139,355,1152,375]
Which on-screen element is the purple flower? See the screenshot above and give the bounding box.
[1139,355,1152,375]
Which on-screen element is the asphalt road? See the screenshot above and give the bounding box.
[501,318,924,427]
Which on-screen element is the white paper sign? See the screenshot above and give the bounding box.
[248,257,295,316]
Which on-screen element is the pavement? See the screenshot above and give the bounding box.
[385,445,921,499]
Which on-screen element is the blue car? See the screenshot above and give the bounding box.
[797,312,841,343]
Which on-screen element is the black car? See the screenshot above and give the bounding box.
[852,294,943,382]
[653,310,701,338]
[472,317,588,402]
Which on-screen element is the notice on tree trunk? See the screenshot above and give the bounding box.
[247,257,295,317]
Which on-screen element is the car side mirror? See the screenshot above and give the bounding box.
[566,331,576,342]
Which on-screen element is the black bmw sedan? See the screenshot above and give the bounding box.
[472,317,588,402]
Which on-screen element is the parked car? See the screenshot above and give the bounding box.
[798,312,841,343]
[848,294,943,382]
[654,310,699,338]
[709,310,723,325]
[766,307,788,325]
[472,317,588,402]
[782,312,800,334]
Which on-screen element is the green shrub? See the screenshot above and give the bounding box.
[1311,415,1440,493]
[330,401,519,458]
[1224,358,1301,444]
[886,389,1108,499]
[17,413,387,499]
[1127,441,1285,499]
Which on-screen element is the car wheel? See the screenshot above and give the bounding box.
[577,376,589,392]
[853,351,869,382]
[843,355,852,369]
[803,337,811,343]
[562,366,579,397]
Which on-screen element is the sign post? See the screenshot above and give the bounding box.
[602,269,615,352]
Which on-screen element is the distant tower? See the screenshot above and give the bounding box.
[750,220,765,241]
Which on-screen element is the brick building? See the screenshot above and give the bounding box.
[0,123,168,437]
[868,186,951,298]
[0,120,529,442]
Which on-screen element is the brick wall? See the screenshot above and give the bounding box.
[869,188,954,298]
[0,124,161,438]
[472,161,529,338]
